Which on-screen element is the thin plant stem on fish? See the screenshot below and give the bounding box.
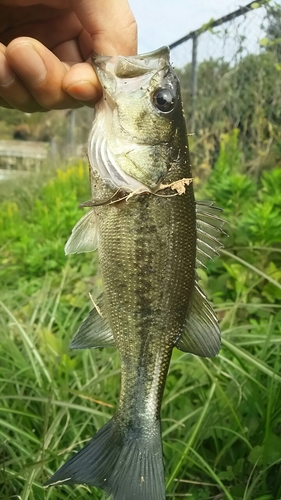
[44,46,225,500]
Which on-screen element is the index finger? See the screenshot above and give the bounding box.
[69,0,137,56]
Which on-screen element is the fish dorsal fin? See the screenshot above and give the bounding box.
[175,281,221,358]
[65,210,98,255]
[70,294,115,349]
[196,201,226,269]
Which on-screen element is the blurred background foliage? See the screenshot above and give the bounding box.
[176,1,281,181]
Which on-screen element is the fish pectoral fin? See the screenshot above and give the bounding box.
[65,209,98,255]
[196,200,227,269]
[175,281,221,358]
[71,295,115,349]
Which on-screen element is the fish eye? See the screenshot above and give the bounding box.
[153,88,176,113]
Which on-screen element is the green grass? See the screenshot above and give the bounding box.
[0,160,281,499]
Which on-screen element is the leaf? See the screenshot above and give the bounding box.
[263,433,281,465]
[254,496,274,500]
[233,458,244,475]
[199,18,215,34]
[251,2,262,8]
[248,445,263,465]
[40,328,62,354]
[218,466,235,480]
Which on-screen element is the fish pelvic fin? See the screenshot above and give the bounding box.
[175,281,221,358]
[44,418,166,500]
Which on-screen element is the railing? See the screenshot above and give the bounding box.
[169,0,276,133]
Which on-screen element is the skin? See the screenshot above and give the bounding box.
[0,0,137,112]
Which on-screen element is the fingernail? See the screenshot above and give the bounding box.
[0,52,15,86]
[8,42,47,84]
[66,81,98,101]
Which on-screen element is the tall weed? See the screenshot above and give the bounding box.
[0,146,281,499]
[204,130,281,320]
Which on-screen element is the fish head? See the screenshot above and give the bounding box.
[89,47,186,193]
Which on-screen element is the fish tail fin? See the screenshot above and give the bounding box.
[44,417,165,500]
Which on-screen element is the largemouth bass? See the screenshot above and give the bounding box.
[45,47,225,500]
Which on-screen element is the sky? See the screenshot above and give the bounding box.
[129,0,261,64]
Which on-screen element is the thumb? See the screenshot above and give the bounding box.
[69,0,137,56]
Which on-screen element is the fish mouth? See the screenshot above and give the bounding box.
[92,46,170,79]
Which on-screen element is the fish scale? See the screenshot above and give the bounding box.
[99,191,195,337]
[45,47,224,500]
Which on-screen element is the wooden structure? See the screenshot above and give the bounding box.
[0,140,50,180]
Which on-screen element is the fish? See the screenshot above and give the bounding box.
[44,46,225,499]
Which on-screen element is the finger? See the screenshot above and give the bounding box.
[5,37,81,110]
[0,1,69,6]
[69,0,138,56]
[51,38,100,104]
[0,43,45,112]
[0,5,72,47]
[0,44,15,87]
[62,61,101,105]
[0,97,13,109]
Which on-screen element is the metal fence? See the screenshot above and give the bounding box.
[169,0,279,133]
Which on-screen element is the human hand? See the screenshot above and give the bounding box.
[0,0,137,112]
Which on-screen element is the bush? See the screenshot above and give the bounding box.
[203,129,281,318]
[0,163,94,284]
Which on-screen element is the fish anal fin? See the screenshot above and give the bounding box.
[175,282,221,358]
[71,295,115,349]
